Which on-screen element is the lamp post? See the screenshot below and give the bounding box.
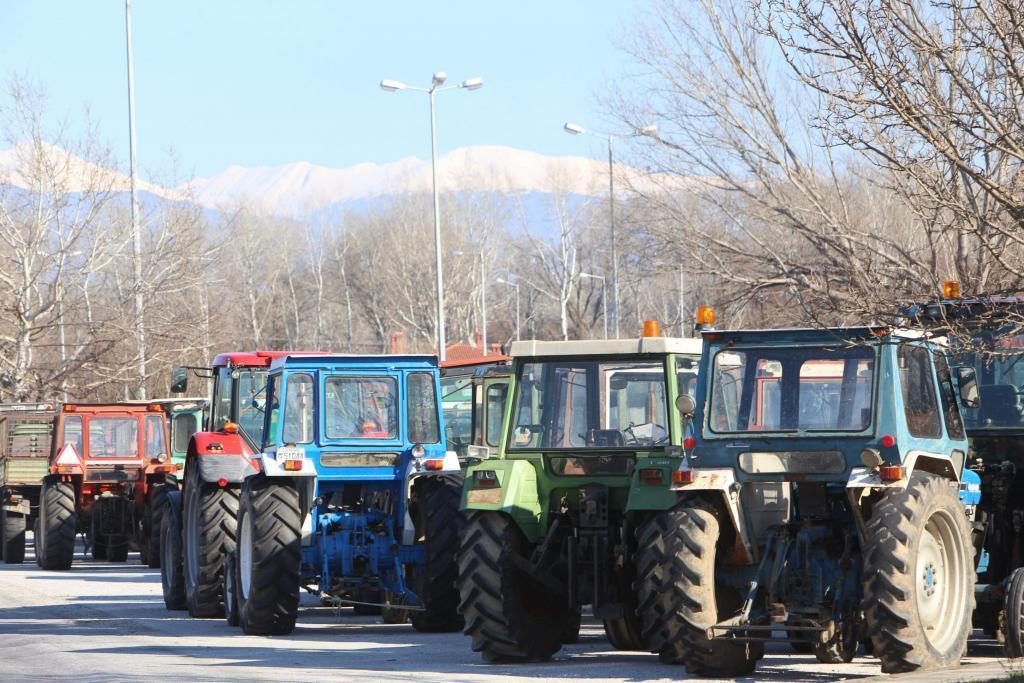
[381,72,483,361]
[496,277,520,341]
[579,272,608,339]
[453,250,488,354]
[125,0,146,398]
[563,121,656,339]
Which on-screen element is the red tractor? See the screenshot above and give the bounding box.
[160,351,309,617]
[36,403,175,570]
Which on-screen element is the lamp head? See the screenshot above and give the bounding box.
[460,77,484,90]
[379,79,406,92]
[432,72,448,87]
[563,122,585,135]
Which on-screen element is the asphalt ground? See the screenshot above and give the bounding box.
[0,535,1014,682]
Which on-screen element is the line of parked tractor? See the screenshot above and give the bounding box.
[3,282,1024,678]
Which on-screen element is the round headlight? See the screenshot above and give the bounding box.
[411,444,425,459]
[860,448,882,469]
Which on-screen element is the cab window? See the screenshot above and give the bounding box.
[283,373,314,444]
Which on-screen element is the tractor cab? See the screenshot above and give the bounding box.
[439,357,511,462]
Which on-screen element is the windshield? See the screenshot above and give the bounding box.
[237,370,268,443]
[87,417,140,458]
[709,346,875,433]
[441,375,473,454]
[324,376,398,439]
[509,359,673,450]
[957,330,1024,431]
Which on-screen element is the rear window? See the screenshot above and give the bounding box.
[172,412,198,453]
[899,346,942,439]
[88,418,140,458]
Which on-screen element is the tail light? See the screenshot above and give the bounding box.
[683,436,696,450]
[672,469,695,485]
[283,460,302,472]
[639,468,664,485]
[474,470,499,487]
[423,459,444,471]
[879,465,904,481]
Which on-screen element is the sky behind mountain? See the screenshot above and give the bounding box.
[0,1,638,182]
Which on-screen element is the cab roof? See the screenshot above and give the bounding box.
[510,337,702,358]
[211,351,326,368]
[268,354,439,372]
[700,327,928,345]
[60,403,165,414]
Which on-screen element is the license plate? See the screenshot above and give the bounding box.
[277,446,305,461]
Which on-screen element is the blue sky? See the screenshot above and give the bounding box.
[0,1,637,180]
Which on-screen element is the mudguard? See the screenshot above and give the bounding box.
[461,459,543,542]
[846,450,961,492]
[189,431,260,484]
[668,466,754,564]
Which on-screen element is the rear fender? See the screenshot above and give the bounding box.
[189,431,260,484]
[846,450,961,534]
[671,468,753,565]
[404,451,463,544]
[461,459,542,542]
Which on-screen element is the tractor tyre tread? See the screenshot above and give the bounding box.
[635,500,758,675]
[457,511,567,663]
[2,509,26,564]
[411,476,465,633]
[161,489,187,610]
[39,477,76,571]
[1002,567,1024,658]
[236,475,301,636]
[862,473,974,673]
[146,482,170,569]
[185,478,239,618]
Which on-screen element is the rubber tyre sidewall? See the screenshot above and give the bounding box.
[2,508,26,564]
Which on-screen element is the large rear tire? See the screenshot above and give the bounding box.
[863,473,974,673]
[1002,567,1024,658]
[145,482,169,569]
[635,500,759,675]
[457,511,569,663]
[38,477,76,571]
[160,490,186,610]
[183,473,239,618]
[411,476,464,633]
[236,475,301,636]
[2,509,26,564]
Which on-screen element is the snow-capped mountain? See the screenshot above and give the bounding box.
[180,145,660,215]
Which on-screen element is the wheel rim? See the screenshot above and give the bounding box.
[915,508,968,652]
[239,507,253,600]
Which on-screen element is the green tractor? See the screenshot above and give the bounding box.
[457,330,701,662]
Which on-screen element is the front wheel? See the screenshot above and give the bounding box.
[457,511,569,663]
[862,473,974,673]
[236,475,301,636]
[1003,567,1024,658]
[160,490,186,610]
[635,500,759,675]
[183,474,239,618]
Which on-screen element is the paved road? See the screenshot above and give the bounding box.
[0,536,1010,682]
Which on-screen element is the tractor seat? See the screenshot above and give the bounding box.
[979,384,1022,427]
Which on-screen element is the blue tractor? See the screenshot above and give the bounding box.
[224,353,464,635]
[636,326,978,676]
[907,283,1024,657]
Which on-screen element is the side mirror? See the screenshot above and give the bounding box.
[170,367,188,394]
[675,393,697,416]
[956,366,980,409]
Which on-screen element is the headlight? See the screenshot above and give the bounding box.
[411,444,425,459]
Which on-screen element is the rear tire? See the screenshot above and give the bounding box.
[38,477,76,571]
[635,500,758,675]
[411,476,465,633]
[236,475,301,636]
[145,482,169,569]
[603,610,644,650]
[2,509,26,564]
[1003,567,1024,658]
[183,473,239,618]
[160,490,186,610]
[457,511,568,663]
[863,473,974,673]
[562,609,582,644]
[107,533,129,563]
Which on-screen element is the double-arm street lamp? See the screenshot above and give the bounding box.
[381,72,483,361]
[579,272,609,339]
[563,121,656,339]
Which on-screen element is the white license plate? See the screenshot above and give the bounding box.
[277,446,305,461]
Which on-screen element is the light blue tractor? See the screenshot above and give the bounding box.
[224,353,463,635]
[636,327,978,676]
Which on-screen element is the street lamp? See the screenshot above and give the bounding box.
[496,277,521,341]
[381,72,483,361]
[453,250,488,354]
[563,121,657,339]
[579,272,609,339]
